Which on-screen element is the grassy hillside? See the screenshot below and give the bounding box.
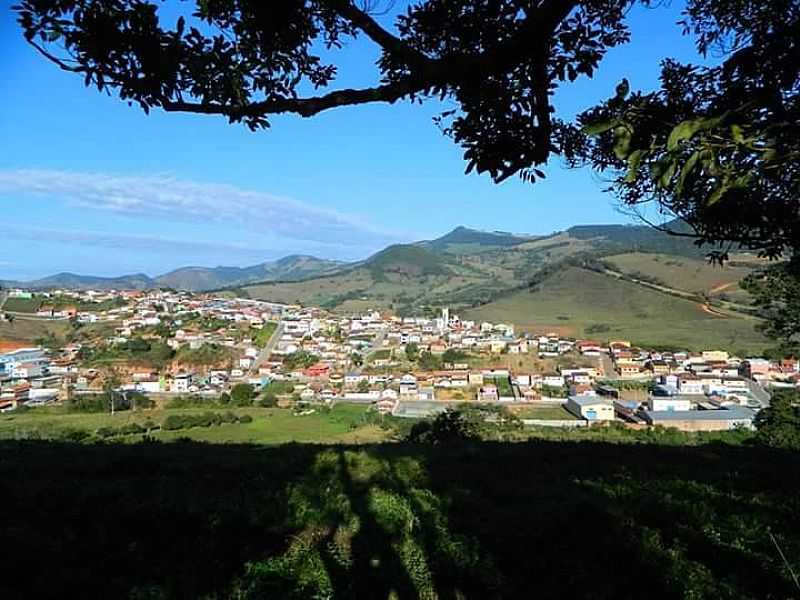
[1,296,43,313]
[244,235,592,313]
[606,253,755,298]
[423,226,532,254]
[2,437,798,598]
[243,225,769,340]
[0,404,387,445]
[366,244,451,278]
[156,255,346,291]
[464,267,769,352]
[0,318,70,344]
[566,221,709,257]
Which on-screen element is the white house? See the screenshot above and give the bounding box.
[566,396,615,421]
[677,376,705,395]
[649,395,693,412]
[172,373,193,393]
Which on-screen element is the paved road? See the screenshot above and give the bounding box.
[352,328,388,373]
[252,321,283,373]
[745,378,771,408]
[599,353,618,379]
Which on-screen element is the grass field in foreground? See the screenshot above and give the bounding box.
[512,405,578,420]
[464,267,770,353]
[0,404,390,445]
[2,439,798,598]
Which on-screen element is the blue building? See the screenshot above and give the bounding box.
[0,348,46,376]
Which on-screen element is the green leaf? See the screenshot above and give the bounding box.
[659,161,677,188]
[612,126,631,159]
[675,150,701,195]
[730,124,745,144]
[582,118,618,136]
[624,149,645,182]
[667,120,703,150]
[707,182,729,206]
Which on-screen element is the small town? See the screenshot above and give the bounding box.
[4,2,800,596]
[1,286,794,432]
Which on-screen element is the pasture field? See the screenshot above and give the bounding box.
[1,296,42,312]
[0,318,70,343]
[0,403,391,445]
[464,267,769,353]
[606,252,754,296]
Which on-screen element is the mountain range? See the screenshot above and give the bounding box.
[0,220,703,299]
[240,220,717,310]
[2,221,770,351]
[1,222,710,293]
[0,255,345,292]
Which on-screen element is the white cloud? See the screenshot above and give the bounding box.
[0,169,404,248]
[1,226,281,258]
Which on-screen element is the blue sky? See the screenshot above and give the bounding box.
[0,2,703,279]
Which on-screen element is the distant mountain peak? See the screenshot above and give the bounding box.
[425,225,530,253]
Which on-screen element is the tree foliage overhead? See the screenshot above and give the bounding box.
[14,0,632,183]
[741,258,800,345]
[572,0,800,260]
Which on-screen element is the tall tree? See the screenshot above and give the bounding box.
[571,0,800,261]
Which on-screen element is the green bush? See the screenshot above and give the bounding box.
[754,389,800,450]
[220,411,239,424]
[168,395,213,409]
[162,415,186,431]
[231,383,255,406]
[95,426,116,438]
[406,405,522,444]
[56,428,91,442]
[238,414,253,424]
[119,423,146,436]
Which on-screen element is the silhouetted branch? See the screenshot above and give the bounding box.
[162,79,420,118]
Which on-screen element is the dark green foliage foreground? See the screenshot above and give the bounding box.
[1,440,799,599]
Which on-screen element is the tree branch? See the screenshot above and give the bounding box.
[162,79,421,118]
[328,0,434,71]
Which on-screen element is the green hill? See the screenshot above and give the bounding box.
[423,225,532,254]
[365,244,451,278]
[155,255,345,291]
[463,266,768,352]
[240,220,763,339]
[566,220,710,257]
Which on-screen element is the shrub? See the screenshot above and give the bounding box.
[231,383,255,406]
[238,414,253,424]
[258,393,278,408]
[162,415,186,431]
[754,389,800,450]
[220,411,238,424]
[56,428,91,442]
[95,426,116,438]
[119,423,146,436]
[406,405,522,444]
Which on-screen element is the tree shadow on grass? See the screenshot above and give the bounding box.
[0,439,798,599]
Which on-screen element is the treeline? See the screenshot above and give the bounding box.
[162,411,253,431]
[175,343,234,366]
[81,338,175,368]
[68,391,154,413]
